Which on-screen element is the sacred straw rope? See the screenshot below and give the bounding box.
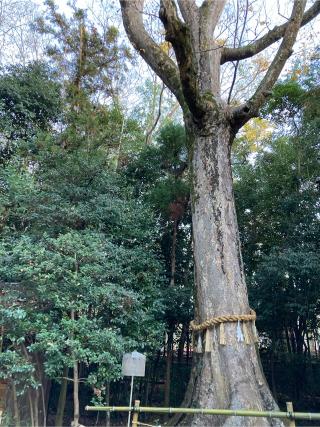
[190,309,256,332]
[190,309,258,348]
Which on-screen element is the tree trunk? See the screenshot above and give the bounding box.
[33,388,39,427]
[178,323,188,362]
[55,367,68,427]
[12,382,21,427]
[178,119,281,426]
[27,388,35,427]
[73,361,80,427]
[164,327,174,410]
[105,381,110,427]
[71,309,80,427]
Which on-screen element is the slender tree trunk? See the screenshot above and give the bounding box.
[12,382,21,427]
[105,381,110,427]
[170,219,178,287]
[71,309,80,427]
[306,328,311,357]
[73,361,80,427]
[55,367,68,427]
[290,327,297,353]
[34,352,47,427]
[285,328,292,353]
[164,327,174,410]
[177,119,281,426]
[177,323,188,362]
[33,388,39,427]
[28,388,35,427]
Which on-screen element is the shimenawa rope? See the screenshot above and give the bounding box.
[190,309,258,349]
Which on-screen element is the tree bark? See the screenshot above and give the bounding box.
[179,118,281,426]
[55,367,68,427]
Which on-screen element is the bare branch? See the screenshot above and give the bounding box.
[119,0,185,110]
[230,0,307,133]
[227,0,249,104]
[221,0,320,64]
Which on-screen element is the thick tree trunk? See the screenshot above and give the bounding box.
[178,119,281,426]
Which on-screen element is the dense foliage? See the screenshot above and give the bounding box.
[0,61,164,426]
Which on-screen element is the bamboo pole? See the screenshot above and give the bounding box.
[286,402,296,427]
[85,406,320,421]
[132,400,140,427]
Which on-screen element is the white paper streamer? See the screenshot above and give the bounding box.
[196,334,202,353]
[213,326,218,344]
[236,320,244,342]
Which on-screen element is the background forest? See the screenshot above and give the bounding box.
[0,1,319,426]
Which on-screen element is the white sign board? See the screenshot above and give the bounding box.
[122,351,146,377]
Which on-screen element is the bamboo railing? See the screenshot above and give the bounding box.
[85,400,320,427]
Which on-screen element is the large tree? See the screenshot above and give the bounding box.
[119,1,320,426]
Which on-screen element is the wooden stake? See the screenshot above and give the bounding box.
[286,402,296,427]
[132,400,140,427]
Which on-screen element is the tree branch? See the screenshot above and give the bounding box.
[159,0,210,121]
[221,0,320,64]
[119,0,186,110]
[177,0,198,26]
[230,0,307,133]
[200,0,226,35]
[145,82,165,145]
[227,0,249,104]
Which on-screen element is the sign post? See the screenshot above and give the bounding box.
[122,351,146,427]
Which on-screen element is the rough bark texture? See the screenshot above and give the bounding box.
[178,118,282,426]
[119,1,320,426]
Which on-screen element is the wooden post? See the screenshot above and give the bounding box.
[132,400,140,427]
[286,401,296,427]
